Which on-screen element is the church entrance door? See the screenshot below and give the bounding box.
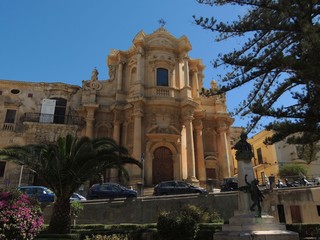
[153,147,173,184]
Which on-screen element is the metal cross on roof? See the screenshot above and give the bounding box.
[158,18,166,28]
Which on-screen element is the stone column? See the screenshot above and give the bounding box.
[183,114,198,183]
[84,104,99,138]
[183,57,190,87]
[112,110,121,144]
[117,62,123,91]
[217,123,232,178]
[192,70,199,98]
[194,120,206,183]
[132,102,143,161]
[226,129,234,175]
[136,47,144,84]
[113,121,120,144]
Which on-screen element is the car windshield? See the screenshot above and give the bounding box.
[162,182,176,187]
[177,182,190,187]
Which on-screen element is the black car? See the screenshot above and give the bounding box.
[153,180,207,196]
[87,183,137,200]
[220,177,238,192]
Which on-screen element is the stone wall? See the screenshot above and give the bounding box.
[43,186,320,225]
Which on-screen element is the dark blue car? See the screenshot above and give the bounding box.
[153,180,207,196]
[18,186,55,203]
[87,183,137,200]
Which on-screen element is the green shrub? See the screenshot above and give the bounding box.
[157,211,198,240]
[279,164,308,178]
[180,204,223,223]
[157,204,223,240]
[71,201,84,218]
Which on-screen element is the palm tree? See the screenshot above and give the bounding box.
[0,134,141,234]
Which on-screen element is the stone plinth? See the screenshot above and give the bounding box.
[214,208,299,240]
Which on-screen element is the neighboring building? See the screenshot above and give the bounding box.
[247,130,320,183]
[0,27,239,189]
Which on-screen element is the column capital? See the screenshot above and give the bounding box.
[133,110,144,118]
[182,114,194,123]
[216,126,227,134]
[113,109,124,123]
[133,101,144,117]
[193,119,203,130]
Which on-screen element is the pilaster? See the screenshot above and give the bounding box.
[83,104,99,138]
[182,112,198,183]
[193,119,206,183]
[216,121,232,178]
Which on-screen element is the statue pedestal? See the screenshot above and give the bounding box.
[214,150,299,240]
[237,160,254,212]
[215,209,299,239]
[214,215,299,239]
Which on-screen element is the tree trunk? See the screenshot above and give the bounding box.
[48,197,71,234]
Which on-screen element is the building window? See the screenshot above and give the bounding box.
[317,205,320,216]
[40,98,67,124]
[5,109,16,123]
[11,89,20,94]
[28,93,33,98]
[53,98,67,124]
[157,68,169,86]
[257,148,263,164]
[0,161,6,177]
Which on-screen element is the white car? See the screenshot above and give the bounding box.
[70,193,86,201]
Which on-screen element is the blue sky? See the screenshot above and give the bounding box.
[0,0,266,130]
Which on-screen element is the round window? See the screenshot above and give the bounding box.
[11,89,20,94]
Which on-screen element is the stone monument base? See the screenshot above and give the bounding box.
[214,212,299,240]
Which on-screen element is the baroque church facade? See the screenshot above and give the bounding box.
[0,28,239,188]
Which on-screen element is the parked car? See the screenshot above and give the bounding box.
[220,177,238,192]
[87,183,137,200]
[153,180,207,196]
[18,186,55,203]
[313,177,320,185]
[18,186,87,202]
[70,192,87,201]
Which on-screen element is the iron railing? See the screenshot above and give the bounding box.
[21,112,85,126]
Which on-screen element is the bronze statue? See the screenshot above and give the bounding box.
[245,174,264,217]
[233,133,253,161]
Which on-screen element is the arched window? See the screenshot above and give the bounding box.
[157,68,169,86]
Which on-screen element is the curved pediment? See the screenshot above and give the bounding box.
[131,28,192,52]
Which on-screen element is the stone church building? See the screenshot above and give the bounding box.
[0,28,240,189]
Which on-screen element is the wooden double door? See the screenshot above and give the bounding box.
[152,147,173,184]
